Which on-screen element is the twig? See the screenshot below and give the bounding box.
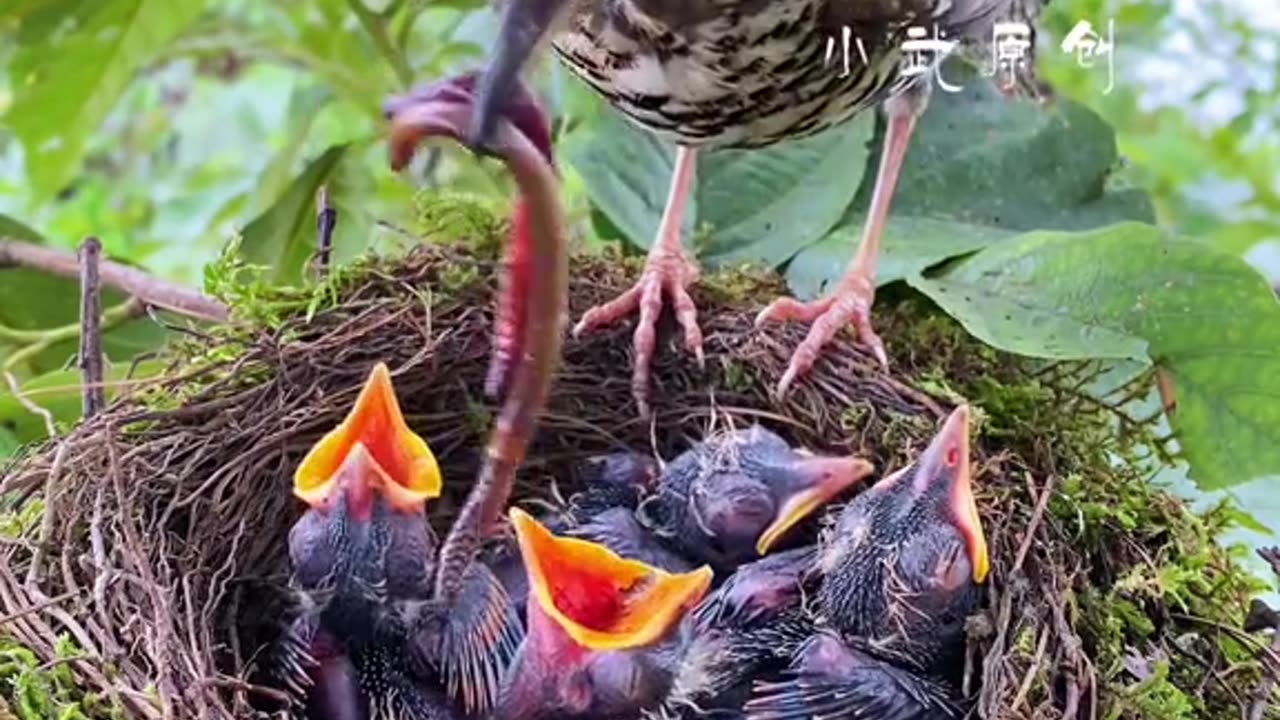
[1245,547,1280,720]
[0,238,229,321]
[315,186,337,278]
[24,441,68,588]
[3,371,57,438]
[0,589,78,628]
[79,237,106,418]
[1013,473,1054,574]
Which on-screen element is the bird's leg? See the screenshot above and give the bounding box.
[572,145,703,417]
[756,81,931,397]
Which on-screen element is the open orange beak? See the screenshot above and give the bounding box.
[510,507,713,651]
[293,362,442,512]
[756,456,875,556]
[913,405,988,584]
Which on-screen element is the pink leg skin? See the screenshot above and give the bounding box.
[572,145,704,418]
[756,85,929,398]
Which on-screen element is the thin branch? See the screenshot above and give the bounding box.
[79,237,106,418]
[0,238,229,322]
[314,186,337,278]
[3,371,57,438]
[1246,547,1280,720]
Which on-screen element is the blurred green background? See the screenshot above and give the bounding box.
[1,0,1278,587]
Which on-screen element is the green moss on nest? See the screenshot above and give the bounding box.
[0,198,1273,718]
[870,299,1270,719]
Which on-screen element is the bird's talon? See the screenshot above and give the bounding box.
[573,248,703,416]
[759,273,884,391]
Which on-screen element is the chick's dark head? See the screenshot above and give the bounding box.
[817,405,989,665]
[646,426,872,571]
[288,363,442,596]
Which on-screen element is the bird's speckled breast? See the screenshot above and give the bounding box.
[551,0,916,149]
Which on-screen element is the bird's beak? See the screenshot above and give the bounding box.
[913,405,988,583]
[316,442,401,521]
[756,456,875,556]
[510,507,713,651]
[468,0,573,154]
[293,362,442,512]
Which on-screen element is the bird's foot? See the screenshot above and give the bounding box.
[572,244,704,417]
[755,266,886,398]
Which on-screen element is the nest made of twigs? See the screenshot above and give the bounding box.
[0,239,1269,720]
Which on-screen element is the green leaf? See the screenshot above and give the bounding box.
[0,426,18,459]
[248,84,336,217]
[0,360,168,446]
[909,222,1280,491]
[785,217,1019,301]
[5,0,207,199]
[0,214,170,376]
[564,95,876,268]
[237,144,349,285]
[785,59,1155,300]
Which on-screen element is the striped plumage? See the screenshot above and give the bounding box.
[549,0,1013,149]
[465,0,1045,417]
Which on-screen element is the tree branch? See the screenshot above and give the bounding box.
[314,186,337,278]
[0,238,229,322]
[78,238,106,418]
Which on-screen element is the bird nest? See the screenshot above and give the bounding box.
[0,214,1272,719]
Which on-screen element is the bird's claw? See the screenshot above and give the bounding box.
[755,270,886,398]
[572,246,705,418]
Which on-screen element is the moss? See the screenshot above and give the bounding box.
[0,195,1272,717]
[0,637,121,720]
[411,189,505,256]
[862,300,1270,719]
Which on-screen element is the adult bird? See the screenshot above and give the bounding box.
[465,0,1037,415]
[494,507,715,719]
[744,403,990,719]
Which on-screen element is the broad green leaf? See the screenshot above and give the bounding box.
[0,426,18,459]
[785,218,1019,300]
[249,84,336,217]
[564,92,876,268]
[909,222,1280,491]
[785,60,1154,300]
[237,144,349,285]
[0,360,168,446]
[6,0,207,199]
[0,214,171,376]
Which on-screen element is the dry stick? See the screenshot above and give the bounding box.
[79,237,106,417]
[1246,547,1280,720]
[315,186,337,277]
[0,238,228,321]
